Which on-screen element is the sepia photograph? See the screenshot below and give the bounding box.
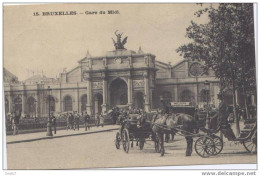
[3,3,257,171]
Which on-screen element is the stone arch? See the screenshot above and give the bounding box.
[109,77,128,87]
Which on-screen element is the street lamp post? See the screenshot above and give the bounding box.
[204,80,210,128]
[46,86,53,136]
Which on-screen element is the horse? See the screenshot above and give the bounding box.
[152,113,197,156]
[107,107,121,124]
[137,111,197,156]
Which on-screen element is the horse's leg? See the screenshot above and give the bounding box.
[159,132,165,156]
[136,139,139,146]
[131,140,134,148]
[165,133,169,143]
[185,136,193,156]
[171,132,175,141]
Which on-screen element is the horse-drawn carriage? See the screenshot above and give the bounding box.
[114,102,257,158]
[115,113,155,153]
[196,118,257,157]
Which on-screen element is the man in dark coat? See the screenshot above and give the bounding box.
[69,113,74,130]
[51,112,57,134]
[74,111,80,131]
[84,112,90,131]
[13,110,21,135]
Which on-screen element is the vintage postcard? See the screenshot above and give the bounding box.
[3,3,257,170]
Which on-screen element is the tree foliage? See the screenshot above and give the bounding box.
[177,3,256,94]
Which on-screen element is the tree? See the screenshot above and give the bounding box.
[177,3,256,135]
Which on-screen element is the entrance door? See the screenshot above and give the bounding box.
[93,93,103,115]
[109,78,127,108]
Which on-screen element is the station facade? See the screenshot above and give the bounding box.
[4,43,222,118]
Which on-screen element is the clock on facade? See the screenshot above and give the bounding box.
[189,62,203,77]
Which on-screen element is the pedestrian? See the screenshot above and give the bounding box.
[95,113,100,127]
[69,113,74,130]
[51,112,57,134]
[74,111,80,130]
[84,112,90,131]
[13,110,21,135]
[100,113,104,128]
[66,112,70,130]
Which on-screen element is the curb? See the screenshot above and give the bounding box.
[7,128,119,145]
[6,123,114,135]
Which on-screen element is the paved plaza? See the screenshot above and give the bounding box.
[6,125,257,169]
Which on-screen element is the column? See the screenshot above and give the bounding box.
[143,72,150,112]
[194,83,198,105]
[22,84,26,118]
[59,83,62,112]
[174,86,178,102]
[36,84,40,117]
[127,76,133,109]
[8,92,12,113]
[86,78,93,116]
[73,84,79,112]
[102,77,108,113]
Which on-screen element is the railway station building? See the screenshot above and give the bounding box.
[4,36,254,118]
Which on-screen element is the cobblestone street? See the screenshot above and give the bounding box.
[6,125,257,169]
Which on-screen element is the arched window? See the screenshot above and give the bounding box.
[81,94,87,112]
[28,97,36,117]
[64,95,72,112]
[13,96,22,113]
[180,90,193,102]
[46,96,55,113]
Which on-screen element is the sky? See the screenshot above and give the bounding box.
[4,3,210,81]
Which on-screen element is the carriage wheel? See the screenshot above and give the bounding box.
[211,135,223,155]
[243,131,257,153]
[122,129,130,153]
[115,132,121,149]
[243,140,257,153]
[139,139,145,150]
[195,136,215,158]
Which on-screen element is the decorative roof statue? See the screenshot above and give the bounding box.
[112,30,128,50]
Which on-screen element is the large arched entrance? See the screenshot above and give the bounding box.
[93,93,103,115]
[134,92,144,109]
[109,78,127,108]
